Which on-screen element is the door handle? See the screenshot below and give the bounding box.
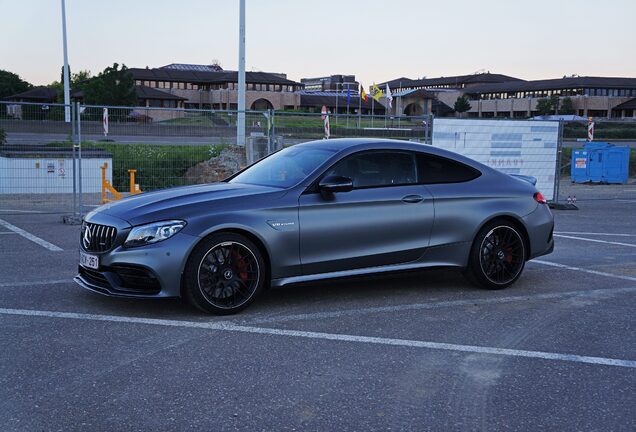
[402,194,424,203]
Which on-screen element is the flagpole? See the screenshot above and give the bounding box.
[358,86,362,129]
[371,96,374,128]
[346,83,350,129]
[334,83,338,126]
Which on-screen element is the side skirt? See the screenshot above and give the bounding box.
[271,241,470,287]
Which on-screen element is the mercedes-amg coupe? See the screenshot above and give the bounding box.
[75,138,554,314]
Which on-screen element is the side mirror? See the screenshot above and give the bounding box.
[319,175,353,194]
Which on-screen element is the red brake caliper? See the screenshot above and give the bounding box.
[233,250,248,281]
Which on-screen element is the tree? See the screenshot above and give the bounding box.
[0,70,32,99]
[536,98,553,116]
[549,95,560,114]
[454,95,471,116]
[48,67,93,102]
[83,63,136,106]
[560,97,575,115]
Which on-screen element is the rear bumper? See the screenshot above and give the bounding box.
[523,204,555,259]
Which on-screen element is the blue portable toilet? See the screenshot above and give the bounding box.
[571,142,630,184]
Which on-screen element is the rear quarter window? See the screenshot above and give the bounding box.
[417,153,481,184]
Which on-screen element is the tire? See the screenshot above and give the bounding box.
[184,232,266,315]
[464,220,526,290]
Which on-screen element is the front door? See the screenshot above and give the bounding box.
[298,150,435,276]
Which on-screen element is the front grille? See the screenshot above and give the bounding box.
[81,222,117,252]
[111,265,161,294]
[78,265,161,295]
[78,266,110,289]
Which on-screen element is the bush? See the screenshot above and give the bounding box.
[48,141,226,191]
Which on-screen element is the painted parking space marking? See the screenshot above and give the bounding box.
[245,286,636,325]
[0,209,46,214]
[0,218,63,252]
[553,234,636,248]
[534,259,636,282]
[0,307,634,369]
[554,231,636,237]
[0,279,70,288]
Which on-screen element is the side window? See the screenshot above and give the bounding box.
[417,154,481,184]
[327,151,417,188]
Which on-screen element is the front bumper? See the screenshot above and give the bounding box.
[75,226,201,299]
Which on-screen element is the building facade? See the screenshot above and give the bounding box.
[379,73,636,119]
[129,64,303,111]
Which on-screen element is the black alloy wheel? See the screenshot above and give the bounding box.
[185,233,266,314]
[465,221,526,290]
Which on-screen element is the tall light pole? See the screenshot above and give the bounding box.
[61,0,71,122]
[237,0,246,146]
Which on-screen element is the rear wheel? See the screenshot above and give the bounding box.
[184,232,266,315]
[465,221,526,290]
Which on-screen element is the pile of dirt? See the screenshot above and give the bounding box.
[184,145,247,184]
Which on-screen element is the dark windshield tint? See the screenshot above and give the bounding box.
[229,146,336,188]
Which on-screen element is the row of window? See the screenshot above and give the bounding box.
[325,151,480,189]
[135,80,299,92]
[474,88,636,100]
[147,99,180,108]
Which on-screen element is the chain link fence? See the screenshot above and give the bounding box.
[1,100,633,216]
[0,101,433,216]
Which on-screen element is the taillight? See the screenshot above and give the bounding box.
[534,191,547,204]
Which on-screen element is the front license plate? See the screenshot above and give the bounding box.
[79,251,99,270]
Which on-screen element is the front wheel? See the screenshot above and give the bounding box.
[464,221,526,290]
[184,232,266,315]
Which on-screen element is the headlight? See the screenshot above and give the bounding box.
[124,220,186,248]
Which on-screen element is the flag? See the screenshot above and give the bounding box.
[385,83,393,109]
[360,86,369,102]
[371,83,384,102]
[346,87,351,106]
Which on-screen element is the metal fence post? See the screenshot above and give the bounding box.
[271,109,276,151]
[553,120,564,204]
[76,102,83,217]
[71,102,78,216]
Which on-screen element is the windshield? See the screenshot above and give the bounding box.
[229,146,337,188]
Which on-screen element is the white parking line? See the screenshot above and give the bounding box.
[0,279,70,288]
[0,218,63,252]
[555,231,636,237]
[246,286,636,325]
[0,209,46,214]
[0,307,634,369]
[554,234,636,248]
[533,260,636,282]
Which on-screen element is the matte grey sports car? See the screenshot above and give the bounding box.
[75,138,554,314]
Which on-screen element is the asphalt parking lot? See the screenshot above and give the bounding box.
[1,191,635,431]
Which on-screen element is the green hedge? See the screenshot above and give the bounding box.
[48,141,225,191]
[564,122,636,140]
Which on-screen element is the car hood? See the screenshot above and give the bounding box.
[94,182,284,225]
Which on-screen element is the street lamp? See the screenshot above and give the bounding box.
[61,0,71,122]
[236,0,246,146]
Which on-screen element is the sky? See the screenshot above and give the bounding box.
[1,0,635,87]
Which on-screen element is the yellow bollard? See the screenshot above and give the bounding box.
[101,162,123,204]
[128,169,142,195]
